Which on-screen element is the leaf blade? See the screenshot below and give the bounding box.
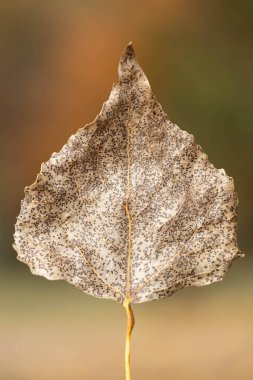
[13,42,242,304]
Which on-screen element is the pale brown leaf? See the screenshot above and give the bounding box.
[13,42,242,304]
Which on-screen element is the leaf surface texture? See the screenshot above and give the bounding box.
[13,43,242,303]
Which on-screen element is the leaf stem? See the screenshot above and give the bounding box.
[123,298,135,380]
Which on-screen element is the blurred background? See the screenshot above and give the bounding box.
[1,1,253,379]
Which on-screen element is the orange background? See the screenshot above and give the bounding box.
[1,1,252,379]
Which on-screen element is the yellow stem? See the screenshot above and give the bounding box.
[123,298,135,380]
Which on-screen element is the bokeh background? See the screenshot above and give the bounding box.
[1,1,253,379]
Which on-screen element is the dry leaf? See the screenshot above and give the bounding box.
[13,42,242,305]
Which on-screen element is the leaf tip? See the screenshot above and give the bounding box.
[118,42,150,89]
[119,41,136,64]
[117,42,138,83]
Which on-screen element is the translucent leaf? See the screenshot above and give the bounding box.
[13,42,242,304]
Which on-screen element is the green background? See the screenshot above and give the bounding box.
[1,1,252,379]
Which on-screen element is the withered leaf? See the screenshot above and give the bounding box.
[13,42,242,304]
